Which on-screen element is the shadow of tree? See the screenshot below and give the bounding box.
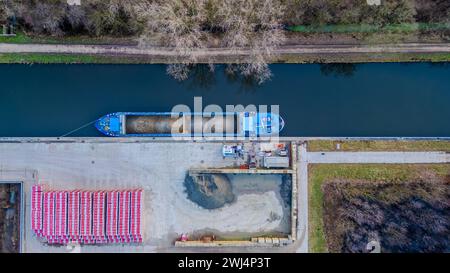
[320,63,358,77]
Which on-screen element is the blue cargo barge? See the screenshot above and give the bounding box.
[95,112,284,137]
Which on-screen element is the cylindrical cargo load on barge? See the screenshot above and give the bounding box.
[126,115,184,135]
[126,114,238,135]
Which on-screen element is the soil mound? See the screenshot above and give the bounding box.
[184,174,235,209]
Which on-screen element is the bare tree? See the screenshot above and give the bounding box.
[217,0,285,84]
[137,0,285,84]
[217,0,285,56]
[0,1,9,22]
[65,5,86,30]
[83,0,139,36]
[31,2,65,35]
[136,0,207,59]
[1,0,19,18]
[135,0,213,80]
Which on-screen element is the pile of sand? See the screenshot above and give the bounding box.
[184,174,235,209]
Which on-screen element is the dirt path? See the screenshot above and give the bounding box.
[1,43,449,58]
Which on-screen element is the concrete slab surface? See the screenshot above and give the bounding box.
[0,141,290,252]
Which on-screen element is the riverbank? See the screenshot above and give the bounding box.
[0,53,144,64]
[1,52,450,64]
[0,43,449,64]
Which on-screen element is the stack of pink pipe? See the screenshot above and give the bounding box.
[31,185,143,245]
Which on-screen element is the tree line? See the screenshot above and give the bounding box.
[1,0,449,83]
[2,0,448,36]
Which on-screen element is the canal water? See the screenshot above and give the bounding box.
[0,63,449,137]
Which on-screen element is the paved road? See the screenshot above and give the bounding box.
[1,43,450,57]
[295,143,308,253]
[308,151,450,164]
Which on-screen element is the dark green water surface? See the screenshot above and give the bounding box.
[0,63,449,137]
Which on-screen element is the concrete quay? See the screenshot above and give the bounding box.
[0,138,298,253]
